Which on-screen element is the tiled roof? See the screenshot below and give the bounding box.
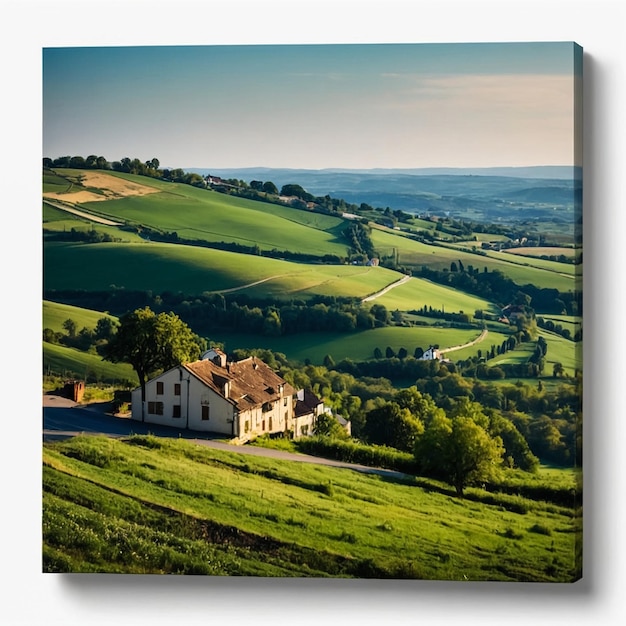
[294,389,322,417]
[184,356,297,412]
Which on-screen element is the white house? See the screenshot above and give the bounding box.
[421,346,441,361]
[131,349,322,442]
[293,389,324,438]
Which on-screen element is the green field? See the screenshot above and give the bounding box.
[371,229,576,292]
[368,276,498,315]
[43,435,580,580]
[502,247,578,259]
[487,332,580,377]
[43,241,404,299]
[71,175,349,257]
[43,341,135,383]
[43,300,116,333]
[477,249,578,276]
[217,326,488,364]
[45,170,579,294]
[43,202,145,243]
[440,330,514,362]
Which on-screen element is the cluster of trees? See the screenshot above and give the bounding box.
[43,155,206,187]
[408,305,474,325]
[323,353,579,467]
[43,316,117,354]
[43,226,122,244]
[537,316,581,341]
[163,295,386,336]
[44,290,399,338]
[341,221,377,260]
[103,307,206,409]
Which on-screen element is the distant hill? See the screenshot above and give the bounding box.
[187,165,580,180]
[185,166,580,221]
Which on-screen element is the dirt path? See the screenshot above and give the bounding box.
[206,274,287,295]
[44,200,123,226]
[361,274,411,302]
[440,328,488,354]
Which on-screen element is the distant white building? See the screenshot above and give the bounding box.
[421,346,441,361]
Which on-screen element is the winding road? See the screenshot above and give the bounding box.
[42,395,412,481]
[361,274,411,302]
[440,328,488,355]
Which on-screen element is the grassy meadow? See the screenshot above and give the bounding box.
[43,300,117,333]
[43,435,580,580]
[43,241,403,299]
[371,229,576,293]
[43,341,135,383]
[217,327,491,364]
[487,332,580,377]
[368,276,498,315]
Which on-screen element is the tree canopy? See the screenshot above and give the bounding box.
[363,402,424,452]
[415,405,504,496]
[104,307,205,417]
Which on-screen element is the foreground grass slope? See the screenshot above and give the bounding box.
[43,435,580,581]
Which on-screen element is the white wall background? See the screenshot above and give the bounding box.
[3,0,624,624]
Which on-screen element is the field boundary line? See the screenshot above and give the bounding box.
[361,274,411,302]
[440,328,488,354]
[44,200,123,226]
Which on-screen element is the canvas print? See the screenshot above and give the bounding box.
[42,42,583,581]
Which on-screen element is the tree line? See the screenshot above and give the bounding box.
[44,289,401,337]
[418,265,581,316]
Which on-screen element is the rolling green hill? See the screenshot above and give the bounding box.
[43,341,135,383]
[43,300,116,332]
[43,241,401,299]
[371,229,576,293]
[43,435,580,580]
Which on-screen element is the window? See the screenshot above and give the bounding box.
[148,401,163,415]
[245,420,250,433]
[156,381,164,395]
[201,405,210,421]
[172,405,181,418]
[283,397,288,407]
[174,383,181,396]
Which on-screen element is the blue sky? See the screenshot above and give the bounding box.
[43,42,581,170]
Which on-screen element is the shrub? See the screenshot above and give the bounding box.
[529,523,553,536]
[502,527,525,540]
[295,436,417,474]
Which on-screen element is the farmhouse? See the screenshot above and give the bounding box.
[421,346,441,361]
[131,349,324,442]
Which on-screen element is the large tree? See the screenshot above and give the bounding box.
[103,307,204,420]
[415,410,504,496]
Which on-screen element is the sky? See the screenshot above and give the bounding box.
[43,42,582,170]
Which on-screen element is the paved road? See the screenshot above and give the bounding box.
[42,395,412,481]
